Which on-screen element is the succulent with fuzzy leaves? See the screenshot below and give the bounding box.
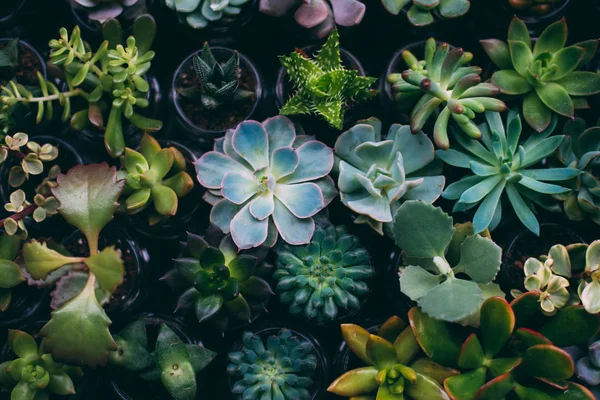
[195,116,337,250]
[274,224,374,323]
[71,0,146,23]
[227,329,319,400]
[164,0,250,30]
[482,17,600,132]
[381,0,470,26]
[0,234,24,312]
[279,28,377,130]
[328,316,457,399]
[0,330,83,400]
[437,110,579,235]
[388,37,506,150]
[0,133,58,188]
[259,0,365,39]
[109,318,217,400]
[334,117,444,235]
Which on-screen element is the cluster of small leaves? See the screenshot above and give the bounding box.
[71,0,145,23]
[381,0,471,26]
[164,0,250,30]
[0,234,24,312]
[0,133,58,188]
[279,28,377,130]
[2,189,58,237]
[227,329,319,400]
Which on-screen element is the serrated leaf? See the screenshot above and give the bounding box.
[84,247,124,293]
[418,278,483,322]
[23,240,83,280]
[456,235,501,283]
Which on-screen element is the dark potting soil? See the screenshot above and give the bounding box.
[0,42,42,86]
[176,61,256,132]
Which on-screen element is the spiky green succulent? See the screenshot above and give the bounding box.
[437,110,579,235]
[228,329,319,400]
[381,0,470,26]
[388,37,506,150]
[164,0,250,29]
[278,28,377,130]
[482,17,600,132]
[334,117,445,235]
[274,224,374,323]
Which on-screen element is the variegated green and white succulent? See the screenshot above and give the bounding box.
[0,133,58,188]
[334,117,444,235]
[577,241,600,314]
[195,116,337,250]
[164,0,251,30]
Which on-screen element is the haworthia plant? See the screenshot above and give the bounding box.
[381,0,471,26]
[164,0,251,30]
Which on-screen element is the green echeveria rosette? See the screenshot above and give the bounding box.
[482,17,600,132]
[227,329,319,400]
[164,0,251,30]
[381,0,471,27]
[273,224,374,324]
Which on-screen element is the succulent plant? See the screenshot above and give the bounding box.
[575,338,600,389]
[227,329,319,400]
[279,28,377,130]
[437,110,579,235]
[388,37,506,149]
[164,0,250,30]
[259,0,365,39]
[0,38,18,69]
[120,133,194,225]
[393,201,504,325]
[381,0,471,26]
[195,116,337,250]
[553,118,600,224]
[109,318,217,400]
[70,0,146,23]
[273,223,374,323]
[328,316,457,399]
[572,240,600,315]
[0,233,24,311]
[334,117,444,235]
[166,232,273,329]
[2,189,59,238]
[0,329,83,400]
[0,133,58,188]
[481,17,600,132]
[508,0,566,15]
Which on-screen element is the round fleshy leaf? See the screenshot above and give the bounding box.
[511,292,542,328]
[405,373,450,400]
[263,116,296,156]
[457,333,485,369]
[278,141,333,184]
[0,260,25,289]
[195,151,251,190]
[418,278,483,323]
[399,266,442,301]
[232,121,269,171]
[274,182,324,218]
[456,235,501,283]
[230,204,269,250]
[539,306,600,347]
[474,373,515,400]
[444,368,487,400]
[8,330,38,358]
[408,307,462,368]
[249,192,274,220]
[152,185,178,216]
[393,327,420,365]
[491,70,532,95]
[270,147,299,180]
[221,172,258,205]
[480,297,514,358]
[210,200,240,234]
[327,366,379,396]
[581,280,600,314]
[519,344,574,380]
[227,255,257,282]
[272,198,315,245]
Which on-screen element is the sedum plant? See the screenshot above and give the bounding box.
[334,117,444,235]
[0,330,83,400]
[0,133,58,188]
[274,223,374,323]
[0,234,23,312]
[388,38,506,150]
[481,17,600,132]
[437,110,579,235]
[2,188,59,239]
[228,329,319,400]
[164,0,250,30]
[195,116,337,250]
[381,0,470,26]
[394,201,504,325]
[328,316,457,399]
[109,318,217,400]
[279,28,377,130]
[120,133,194,225]
[259,0,365,39]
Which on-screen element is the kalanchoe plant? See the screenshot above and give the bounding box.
[394,201,504,325]
[334,117,444,235]
[70,0,147,23]
[195,116,337,250]
[227,329,319,400]
[279,28,377,130]
[481,17,600,132]
[0,132,58,188]
[328,316,457,399]
[164,0,250,30]
[274,223,374,323]
[381,0,471,27]
[0,330,83,400]
[165,232,273,331]
[0,234,23,311]
[119,133,194,225]
[508,0,566,15]
[388,37,506,149]
[1,189,59,238]
[259,0,365,39]
[437,110,579,235]
[109,318,217,400]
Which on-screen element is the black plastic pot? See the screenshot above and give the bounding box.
[0,0,46,37]
[0,282,48,331]
[383,249,418,321]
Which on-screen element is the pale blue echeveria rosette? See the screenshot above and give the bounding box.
[195,116,337,250]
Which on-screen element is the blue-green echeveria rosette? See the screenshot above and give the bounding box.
[195,116,337,250]
[164,0,250,30]
[334,117,445,235]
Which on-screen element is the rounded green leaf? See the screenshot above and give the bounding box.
[0,260,24,289]
[341,323,372,365]
[408,307,462,368]
[8,330,37,358]
[399,266,442,301]
[491,70,532,95]
[393,327,420,366]
[456,235,501,283]
[83,246,124,293]
[480,297,514,358]
[557,71,600,96]
[519,344,573,380]
[419,279,483,323]
[474,373,514,400]
[365,335,396,369]
[327,366,379,396]
[523,91,552,132]
[194,294,223,323]
[535,82,574,118]
[152,185,178,216]
[444,368,486,400]
[457,333,485,369]
[405,372,450,400]
[539,306,600,347]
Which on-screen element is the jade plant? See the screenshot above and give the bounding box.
[437,110,579,235]
[0,233,24,311]
[165,232,273,331]
[328,316,457,399]
[0,132,58,188]
[394,201,504,325]
[279,28,377,130]
[259,0,365,38]
[195,116,337,249]
[481,17,600,132]
[19,163,125,368]
[70,0,146,23]
[119,133,194,225]
[508,0,566,14]
[164,0,250,30]
[334,117,445,235]
[0,330,84,400]
[381,0,471,26]
[0,16,162,159]
[109,318,217,400]
[227,329,319,400]
[273,223,374,322]
[388,37,506,149]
